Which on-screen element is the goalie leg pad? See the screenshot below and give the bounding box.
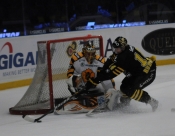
[54,100,96,115]
[106,88,122,110]
[54,92,105,115]
[84,91,106,109]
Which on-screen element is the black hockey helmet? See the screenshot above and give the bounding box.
[112,36,127,51]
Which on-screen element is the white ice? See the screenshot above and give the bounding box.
[1,65,175,136]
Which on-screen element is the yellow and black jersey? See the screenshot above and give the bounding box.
[95,45,156,82]
[112,45,156,75]
[67,52,105,78]
[67,52,115,89]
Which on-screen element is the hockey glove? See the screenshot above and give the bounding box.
[66,75,86,95]
[109,53,117,62]
[123,70,132,77]
[85,78,100,91]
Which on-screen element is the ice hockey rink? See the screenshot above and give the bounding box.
[0,64,175,136]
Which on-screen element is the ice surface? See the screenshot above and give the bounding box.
[1,65,175,136]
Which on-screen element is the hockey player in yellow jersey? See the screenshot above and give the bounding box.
[54,41,118,115]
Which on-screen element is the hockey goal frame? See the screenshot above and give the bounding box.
[9,35,104,115]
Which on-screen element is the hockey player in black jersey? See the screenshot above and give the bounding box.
[85,36,158,112]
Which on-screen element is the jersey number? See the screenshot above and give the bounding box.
[134,53,147,67]
[134,52,152,74]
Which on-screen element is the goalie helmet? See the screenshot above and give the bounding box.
[112,36,127,54]
[82,41,96,64]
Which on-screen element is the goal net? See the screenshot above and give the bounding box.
[9,35,104,115]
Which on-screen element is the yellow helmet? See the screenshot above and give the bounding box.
[82,41,96,64]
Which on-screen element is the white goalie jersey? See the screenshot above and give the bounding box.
[67,52,115,92]
[54,52,118,115]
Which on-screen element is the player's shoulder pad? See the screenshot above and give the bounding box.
[71,52,84,61]
[95,55,105,63]
[124,45,136,55]
[127,45,136,51]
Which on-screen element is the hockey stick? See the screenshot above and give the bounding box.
[22,90,84,123]
[86,105,107,117]
[86,106,99,116]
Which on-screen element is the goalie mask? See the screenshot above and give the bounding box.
[82,41,96,64]
[112,36,127,54]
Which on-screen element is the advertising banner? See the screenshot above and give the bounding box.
[0,23,175,89]
[0,38,37,83]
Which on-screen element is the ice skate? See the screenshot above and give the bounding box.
[148,97,158,112]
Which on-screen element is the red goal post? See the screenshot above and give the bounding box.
[9,35,104,115]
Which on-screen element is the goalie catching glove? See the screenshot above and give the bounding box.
[67,75,86,95]
[67,75,99,94]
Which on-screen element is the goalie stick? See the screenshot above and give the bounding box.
[22,90,84,123]
[86,106,105,116]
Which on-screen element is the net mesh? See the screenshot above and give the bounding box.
[9,36,103,114]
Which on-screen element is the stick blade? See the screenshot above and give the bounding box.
[22,115,38,123]
[86,109,95,117]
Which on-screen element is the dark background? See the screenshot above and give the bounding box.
[0,0,175,35]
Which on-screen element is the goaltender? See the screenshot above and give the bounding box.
[54,41,118,114]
